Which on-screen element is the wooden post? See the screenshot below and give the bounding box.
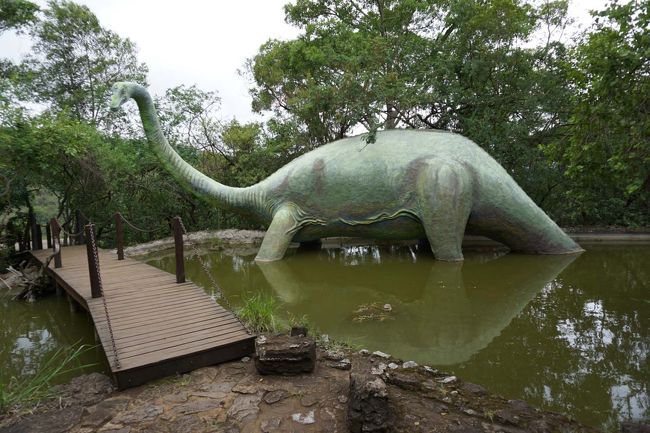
[46,223,52,249]
[76,209,85,245]
[35,224,43,250]
[115,212,124,260]
[85,224,102,298]
[28,210,39,250]
[50,218,62,268]
[172,216,185,284]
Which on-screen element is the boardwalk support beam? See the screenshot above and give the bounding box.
[85,224,102,298]
[173,216,186,284]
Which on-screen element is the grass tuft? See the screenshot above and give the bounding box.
[236,293,279,333]
[0,342,97,413]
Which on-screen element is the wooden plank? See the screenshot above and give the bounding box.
[29,245,254,388]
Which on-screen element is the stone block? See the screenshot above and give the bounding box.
[348,373,392,433]
[254,334,316,375]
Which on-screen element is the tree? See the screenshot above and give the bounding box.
[545,0,649,225]
[24,0,148,129]
[0,0,38,33]
[248,0,574,202]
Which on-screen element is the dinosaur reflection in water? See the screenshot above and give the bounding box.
[257,245,577,365]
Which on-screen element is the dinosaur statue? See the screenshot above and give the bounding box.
[110,82,583,262]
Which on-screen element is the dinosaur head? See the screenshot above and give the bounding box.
[110,82,134,111]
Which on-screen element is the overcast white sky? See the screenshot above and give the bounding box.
[1,0,608,123]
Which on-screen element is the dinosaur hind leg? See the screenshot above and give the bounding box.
[417,160,472,261]
[255,206,298,262]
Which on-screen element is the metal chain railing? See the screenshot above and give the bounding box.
[88,227,120,370]
[177,218,251,333]
[120,214,168,234]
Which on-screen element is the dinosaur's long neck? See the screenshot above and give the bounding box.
[129,85,266,217]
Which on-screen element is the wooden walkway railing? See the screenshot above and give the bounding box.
[27,212,255,389]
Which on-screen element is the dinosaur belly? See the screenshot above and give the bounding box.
[293,215,426,242]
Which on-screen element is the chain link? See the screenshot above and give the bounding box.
[177,219,251,333]
[89,227,120,370]
[120,214,168,233]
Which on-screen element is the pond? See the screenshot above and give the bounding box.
[145,241,649,431]
[0,241,647,431]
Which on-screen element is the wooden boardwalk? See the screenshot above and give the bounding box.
[31,245,255,389]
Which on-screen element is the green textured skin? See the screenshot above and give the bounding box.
[111,82,583,262]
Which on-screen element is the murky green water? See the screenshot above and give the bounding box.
[145,242,649,431]
[0,291,109,389]
[1,242,647,430]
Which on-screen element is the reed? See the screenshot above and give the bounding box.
[236,293,279,333]
[0,342,96,413]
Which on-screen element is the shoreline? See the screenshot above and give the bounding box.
[0,341,620,433]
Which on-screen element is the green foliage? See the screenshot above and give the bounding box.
[544,0,649,225]
[236,293,279,333]
[0,0,38,33]
[0,342,96,413]
[24,0,148,128]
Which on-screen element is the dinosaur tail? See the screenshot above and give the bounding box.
[467,167,583,255]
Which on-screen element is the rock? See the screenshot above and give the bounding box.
[439,375,457,384]
[338,395,349,404]
[402,361,418,369]
[461,382,487,396]
[495,409,520,425]
[323,349,346,361]
[359,349,370,356]
[290,326,308,337]
[327,358,352,370]
[388,362,399,369]
[421,379,437,391]
[621,422,650,433]
[508,399,533,412]
[463,408,480,416]
[371,363,387,375]
[387,372,420,391]
[383,303,392,312]
[450,390,459,396]
[0,407,83,433]
[300,394,320,407]
[232,383,259,394]
[111,403,163,424]
[172,399,222,415]
[291,410,316,425]
[371,350,391,359]
[98,425,130,433]
[166,415,206,433]
[226,393,262,423]
[188,391,228,400]
[254,334,316,375]
[348,373,391,433]
[241,356,251,363]
[260,417,282,432]
[54,373,114,407]
[423,366,438,375]
[163,392,189,403]
[263,389,289,405]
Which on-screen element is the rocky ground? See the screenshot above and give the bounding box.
[0,344,625,433]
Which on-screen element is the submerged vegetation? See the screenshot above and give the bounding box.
[0,342,96,413]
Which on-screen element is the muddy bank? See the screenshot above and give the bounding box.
[2,343,637,433]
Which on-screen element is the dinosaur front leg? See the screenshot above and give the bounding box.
[255,205,298,262]
[416,160,472,261]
